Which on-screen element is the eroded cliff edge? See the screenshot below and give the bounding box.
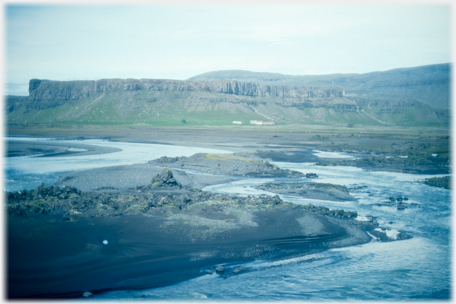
[28,78,344,103]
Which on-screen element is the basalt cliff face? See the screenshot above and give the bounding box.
[188,63,452,110]
[6,76,449,127]
[28,78,344,103]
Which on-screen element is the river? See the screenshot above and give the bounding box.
[4,137,452,301]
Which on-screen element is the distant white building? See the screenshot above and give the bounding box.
[250,120,275,125]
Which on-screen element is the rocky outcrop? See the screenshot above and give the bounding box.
[147,168,182,189]
[28,79,97,102]
[423,176,451,189]
[188,63,452,110]
[300,204,358,219]
[149,153,305,178]
[255,182,357,202]
[27,78,344,103]
[205,80,343,98]
[6,182,362,222]
[372,195,422,211]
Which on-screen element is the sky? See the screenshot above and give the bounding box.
[3,2,453,96]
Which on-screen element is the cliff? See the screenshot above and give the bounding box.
[28,78,344,103]
[6,76,449,128]
[188,63,452,109]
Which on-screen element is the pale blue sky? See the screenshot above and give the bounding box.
[4,3,452,96]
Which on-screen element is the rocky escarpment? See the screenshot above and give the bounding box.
[7,77,449,128]
[188,63,452,110]
[27,78,344,103]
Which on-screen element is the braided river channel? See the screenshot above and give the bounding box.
[5,137,452,301]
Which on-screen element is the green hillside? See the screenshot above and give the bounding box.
[6,88,449,128]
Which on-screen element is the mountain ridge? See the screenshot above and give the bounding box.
[188,63,451,109]
[5,63,450,128]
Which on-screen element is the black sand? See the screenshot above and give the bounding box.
[7,206,371,298]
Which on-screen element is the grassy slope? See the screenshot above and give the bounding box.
[6,89,449,127]
[362,104,449,127]
[8,91,267,126]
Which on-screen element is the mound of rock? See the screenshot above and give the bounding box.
[148,168,182,189]
[149,153,304,178]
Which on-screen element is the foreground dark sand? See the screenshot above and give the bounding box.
[8,206,371,298]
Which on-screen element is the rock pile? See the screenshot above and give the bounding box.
[148,168,182,189]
